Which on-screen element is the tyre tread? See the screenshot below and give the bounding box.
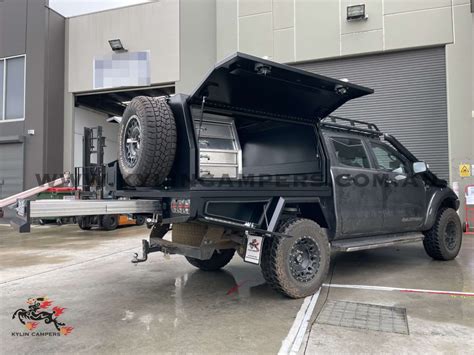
[423,207,462,261]
[261,218,330,298]
[119,96,177,187]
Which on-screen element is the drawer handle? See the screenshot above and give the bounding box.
[200,169,212,176]
[200,139,209,146]
[198,127,208,131]
[200,154,211,160]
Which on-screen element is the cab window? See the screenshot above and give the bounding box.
[370,142,407,174]
[330,137,370,169]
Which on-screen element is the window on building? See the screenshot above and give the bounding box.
[331,136,370,169]
[0,55,25,121]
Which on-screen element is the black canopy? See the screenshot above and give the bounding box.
[190,53,373,121]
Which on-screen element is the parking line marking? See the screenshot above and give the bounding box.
[322,283,474,297]
[279,289,321,355]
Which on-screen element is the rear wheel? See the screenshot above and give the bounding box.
[186,249,235,271]
[423,208,462,260]
[260,218,330,299]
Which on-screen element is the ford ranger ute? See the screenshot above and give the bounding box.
[11,53,461,299]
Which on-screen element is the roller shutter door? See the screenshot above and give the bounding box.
[293,47,449,180]
[0,143,24,199]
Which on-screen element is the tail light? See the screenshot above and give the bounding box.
[170,199,190,215]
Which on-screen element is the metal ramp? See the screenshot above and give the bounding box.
[9,198,161,233]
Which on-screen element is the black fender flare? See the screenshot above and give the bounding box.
[423,188,459,230]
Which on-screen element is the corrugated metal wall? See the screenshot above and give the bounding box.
[293,47,449,180]
[0,143,24,198]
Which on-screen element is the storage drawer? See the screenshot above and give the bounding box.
[198,137,236,150]
[195,121,233,139]
[199,164,238,179]
[200,151,238,165]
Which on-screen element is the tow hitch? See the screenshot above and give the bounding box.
[131,239,161,264]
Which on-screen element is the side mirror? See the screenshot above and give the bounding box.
[413,161,427,174]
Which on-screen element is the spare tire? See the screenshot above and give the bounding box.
[118,96,177,187]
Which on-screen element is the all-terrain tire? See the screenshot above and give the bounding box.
[118,96,177,187]
[101,214,119,231]
[423,208,462,260]
[260,218,330,299]
[186,249,235,271]
[77,216,92,230]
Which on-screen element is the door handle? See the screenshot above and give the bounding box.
[340,175,354,182]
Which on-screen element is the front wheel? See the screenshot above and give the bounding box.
[260,218,330,299]
[423,208,462,260]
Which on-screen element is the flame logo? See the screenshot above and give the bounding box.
[40,300,53,309]
[25,322,38,331]
[60,326,74,336]
[13,297,73,335]
[52,306,65,317]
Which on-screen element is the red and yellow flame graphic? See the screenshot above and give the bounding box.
[60,326,74,336]
[25,322,38,331]
[52,306,65,317]
[40,300,53,309]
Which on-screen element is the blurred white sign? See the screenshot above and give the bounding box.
[467,186,474,205]
[94,51,150,89]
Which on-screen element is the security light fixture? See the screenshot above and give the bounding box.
[108,39,127,52]
[347,4,367,21]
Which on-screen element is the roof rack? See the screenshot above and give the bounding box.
[320,115,382,137]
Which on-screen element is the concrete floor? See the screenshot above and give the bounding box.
[0,223,473,354]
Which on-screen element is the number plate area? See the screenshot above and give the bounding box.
[244,235,263,265]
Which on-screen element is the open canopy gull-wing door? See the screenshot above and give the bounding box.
[190,52,374,121]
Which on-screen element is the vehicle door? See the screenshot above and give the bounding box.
[326,134,384,237]
[367,140,426,232]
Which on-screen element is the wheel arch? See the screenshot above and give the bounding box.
[423,189,460,230]
[277,198,333,237]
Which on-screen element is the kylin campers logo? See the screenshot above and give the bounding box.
[12,297,73,336]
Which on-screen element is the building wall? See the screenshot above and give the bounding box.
[176,0,216,94]
[66,1,180,93]
[0,0,65,191]
[44,9,65,178]
[445,2,474,211]
[217,0,457,62]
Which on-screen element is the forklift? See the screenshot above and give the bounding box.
[75,126,145,231]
